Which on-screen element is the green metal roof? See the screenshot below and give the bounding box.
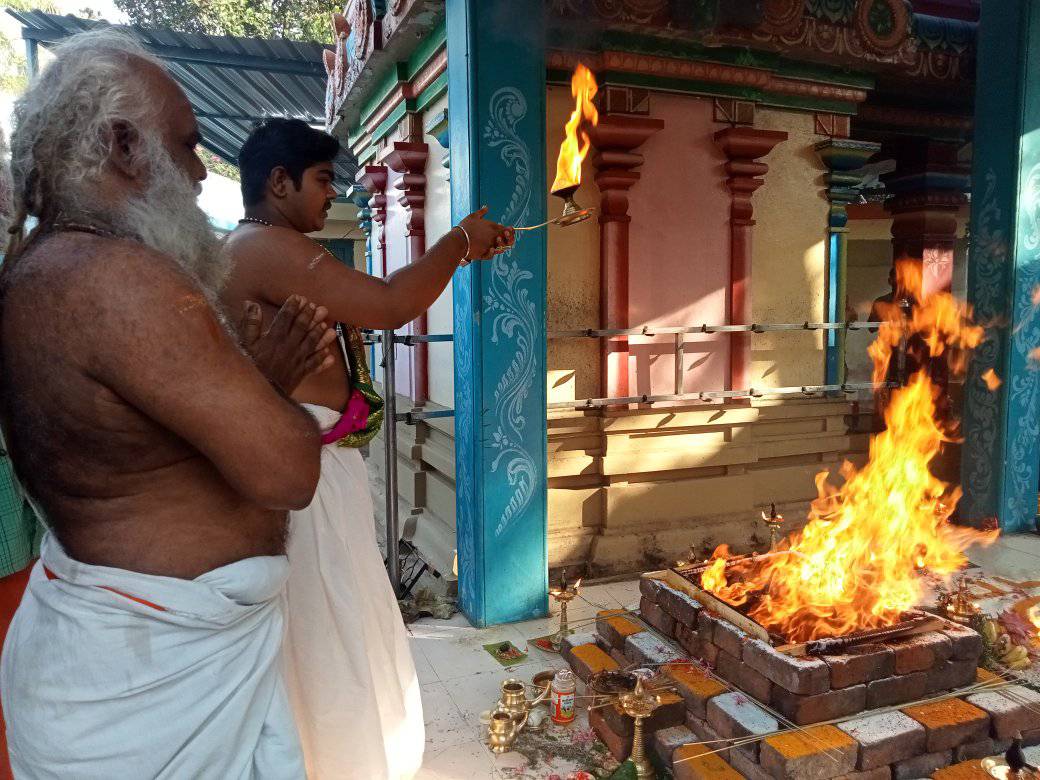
[8,9,357,185]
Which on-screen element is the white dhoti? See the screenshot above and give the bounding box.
[282,404,424,780]
[1,533,303,779]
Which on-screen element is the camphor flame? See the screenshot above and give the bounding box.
[551,64,598,194]
[701,259,998,643]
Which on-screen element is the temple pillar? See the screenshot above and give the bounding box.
[882,139,969,297]
[446,0,548,625]
[351,184,373,275]
[815,140,881,385]
[357,165,388,277]
[589,105,663,400]
[961,0,1040,533]
[713,127,787,391]
[386,141,430,406]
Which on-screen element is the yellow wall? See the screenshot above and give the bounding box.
[749,109,829,389]
[546,85,602,403]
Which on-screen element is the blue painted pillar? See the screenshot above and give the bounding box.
[815,140,881,386]
[960,0,1040,533]
[447,0,549,626]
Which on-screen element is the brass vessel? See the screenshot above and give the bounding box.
[487,709,520,754]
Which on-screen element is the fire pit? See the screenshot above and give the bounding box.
[643,567,983,725]
[555,572,1040,780]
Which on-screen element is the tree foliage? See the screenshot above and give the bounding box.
[113,0,339,43]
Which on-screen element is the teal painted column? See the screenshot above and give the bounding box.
[960,0,1040,533]
[447,0,549,626]
[815,140,881,386]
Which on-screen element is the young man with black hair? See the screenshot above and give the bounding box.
[221,118,514,779]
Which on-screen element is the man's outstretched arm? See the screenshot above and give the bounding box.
[243,208,514,329]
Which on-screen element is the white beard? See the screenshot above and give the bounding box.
[112,136,229,299]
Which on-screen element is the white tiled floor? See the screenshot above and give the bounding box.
[410,579,640,779]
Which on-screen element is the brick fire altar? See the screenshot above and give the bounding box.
[558,573,1040,779]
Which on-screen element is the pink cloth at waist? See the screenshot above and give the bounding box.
[319,389,370,445]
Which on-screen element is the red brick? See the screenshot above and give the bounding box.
[833,770,893,780]
[823,644,894,689]
[596,696,634,738]
[639,575,665,602]
[902,698,990,752]
[771,684,867,726]
[589,704,631,761]
[697,610,721,645]
[837,711,926,770]
[597,610,645,650]
[954,737,1009,762]
[729,747,777,780]
[672,743,744,780]
[561,632,602,670]
[675,623,701,658]
[940,624,985,662]
[932,760,993,780]
[658,584,702,628]
[866,672,927,709]
[700,640,719,668]
[707,691,780,761]
[640,596,676,638]
[760,725,859,780]
[569,643,620,683]
[664,662,728,719]
[684,715,729,760]
[927,659,979,694]
[646,691,687,733]
[714,618,752,659]
[652,725,696,768]
[625,631,683,667]
[743,639,831,695]
[716,649,773,704]
[890,632,953,674]
[891,749,952,779]
[965,685,1040,739]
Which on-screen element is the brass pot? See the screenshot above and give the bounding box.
[498,679,529,723]
[487,709,520,754]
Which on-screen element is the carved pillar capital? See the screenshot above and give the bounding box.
[713,127,788,225]
[385,141,429,237]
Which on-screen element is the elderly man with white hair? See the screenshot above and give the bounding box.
[0,30,338,778]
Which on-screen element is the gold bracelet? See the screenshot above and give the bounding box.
[453,224,471,266]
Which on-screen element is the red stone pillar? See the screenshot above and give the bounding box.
[386,142,430,405]
[589,111,663,400]
[883,140,969,298]
[357,165,388,277]
[713,127,788,391]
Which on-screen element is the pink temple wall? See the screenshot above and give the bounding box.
[628,94,730,398]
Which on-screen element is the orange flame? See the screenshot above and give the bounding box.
[551,64,598,194]
[981,369,1002,391]
[701,270,997,643]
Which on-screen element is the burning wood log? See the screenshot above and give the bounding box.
[776,614,944,657]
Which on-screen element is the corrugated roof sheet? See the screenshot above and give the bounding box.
[8,10,357,186]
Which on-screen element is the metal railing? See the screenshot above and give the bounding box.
[367,320,884,594]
